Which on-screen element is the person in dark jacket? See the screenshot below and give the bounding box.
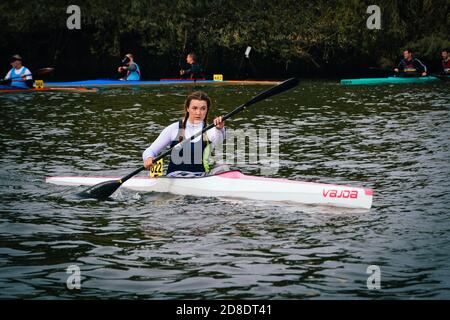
[180,53,203,79]
[394,49,427,76]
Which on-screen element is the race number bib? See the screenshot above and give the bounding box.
[35,80,44,89]
[149,159,164,177]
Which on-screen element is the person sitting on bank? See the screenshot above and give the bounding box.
[441,49,450,75]
[118,54,141,81]
[3,55,33,88]
[180,53,203,79]
[394,49,427,77]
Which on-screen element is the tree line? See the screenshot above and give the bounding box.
[1,0,448,79]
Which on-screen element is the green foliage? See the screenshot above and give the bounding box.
[405,35,450,59]
[1,0,448,77]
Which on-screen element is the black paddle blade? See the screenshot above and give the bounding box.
[77,179,122,200]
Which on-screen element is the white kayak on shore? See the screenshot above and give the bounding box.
[46,170,373,209]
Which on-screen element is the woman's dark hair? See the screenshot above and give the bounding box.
[182,91,211,129]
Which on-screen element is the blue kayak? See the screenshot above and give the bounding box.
[340,76,446,86]
[44,79,279,87]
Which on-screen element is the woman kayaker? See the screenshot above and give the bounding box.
[118,53,141,81]
[142,91,225,177]
[3,55,33,88]
[441,49,450,75]
[394,49,427,77]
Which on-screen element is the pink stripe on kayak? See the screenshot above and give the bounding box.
[45,176,150,180]
[217,170,373,193]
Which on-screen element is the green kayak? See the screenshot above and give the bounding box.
[340,76,446,86]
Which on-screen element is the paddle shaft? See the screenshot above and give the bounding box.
[118,78,300,184]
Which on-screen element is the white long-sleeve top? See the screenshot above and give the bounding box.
[142,120,225,160]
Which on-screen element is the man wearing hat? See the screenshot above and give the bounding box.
[4,55,33,88]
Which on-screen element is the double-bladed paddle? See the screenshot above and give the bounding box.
[78,77,300,200]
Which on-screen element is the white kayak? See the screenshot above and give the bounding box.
[46,170,373,209]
